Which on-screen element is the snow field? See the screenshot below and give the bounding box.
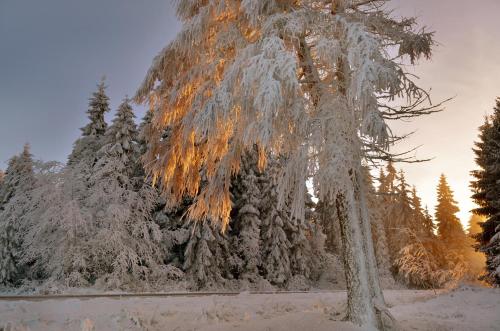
[1,286,498,331]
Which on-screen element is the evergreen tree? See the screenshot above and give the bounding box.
[289,212,312,279]
[315,198,342,254]
[68,79,110,166]
[422,206,436,238]
[471,98,500,285]
[386,170,414,261]
[435,174,466,247]
[362,167,392,279]
[0,144,36,209]
[79,98,164,288]
[378,160,398,202]
[182,220,232,288]
[230,151,262,281]
[0,224,19,284]
[82,78,110,137]
[411,186,434,238]
[0,144,36,284]
[260,159,292,286]
[0,157,19,210]
[26,99,165,290]
[467,214,484,237]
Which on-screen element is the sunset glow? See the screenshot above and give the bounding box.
[390,0,500,228]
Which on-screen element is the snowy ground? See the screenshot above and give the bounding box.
[0,286,498,331]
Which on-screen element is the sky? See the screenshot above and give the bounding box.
[1,0,499,227]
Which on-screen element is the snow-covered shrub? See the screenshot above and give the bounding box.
[395,239,467,289]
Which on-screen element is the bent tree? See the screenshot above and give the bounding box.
[136,0,440,328]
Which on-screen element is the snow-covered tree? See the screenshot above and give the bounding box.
[385,170,414,262]
[0,144,36,209]
[394,238,465,289]
[182,220,232,288]
[24,99,165,290]
[137,1,440,327]
[73,98,164,288]
[316,198,342,254]
[422,206,436,239]
[0,144,36,284]
[82,78,110,137]
[68,79,110,166]
[0,224,19,285]
[230,150,262,281]
[396,174,470,288]
[435,174,466,248]
[410,186,434,238]
[362,167,392,280]
[471,98,500,286]
[259,159,292,286]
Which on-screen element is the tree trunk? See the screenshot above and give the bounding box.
[295,22,388,328]
[336,167,385,330]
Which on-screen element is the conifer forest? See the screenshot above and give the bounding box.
[0,0,499,330]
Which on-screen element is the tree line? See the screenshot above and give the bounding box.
[0,81,489,292]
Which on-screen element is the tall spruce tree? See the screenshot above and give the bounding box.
[82,78,110,137]
[68,79,111,166]
[471,98,500,286]
[435,174,466,247]
[80,98,164,288]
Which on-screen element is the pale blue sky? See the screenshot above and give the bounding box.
[1,0,499,225]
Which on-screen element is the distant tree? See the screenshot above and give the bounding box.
[380,161,398,198]
[467,214,485,237]
[0,169,4,185]
[68,79,110,166]
[82,78,110,137]
[362,167,392,279]
[422,206,436,238]
[471,98,500,286]
[411,186,434,238]
[386,170,414,261]
[435,174,466,247]
[315,198,342,254]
